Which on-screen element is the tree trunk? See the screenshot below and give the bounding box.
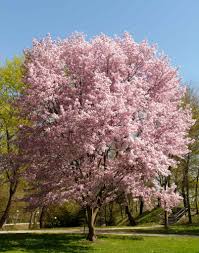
[29,212,34,229]
[139,197,144,216]
[0,183,17,228]
[104,205,107,226]
[182,165,187,208]
[86,206,98,241]
[164,174,170,229]
[125,205,136,226]
[195,168,199,214]
[0,127,18,229]
[29,209,38,229]
[164,210,168,229]
[39,206,46,229]
[33,209,39,228]
[119,204,123,219]
[108,203,114,225]
[185,155,192,224]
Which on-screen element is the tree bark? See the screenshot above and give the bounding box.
[185,155,192,224]
[104,205,107,226]
[119,204,123,219]
[86,206,98,241]
[164,210,169,229]
[125,205,136,226]
[164,174,170,229]
[39,206,46,229]
[0,183,17,228]
[139,197,144,216]
[108,202,114,225]
[29,209,38,229]
[29,212,34,229]
[195,168,199,214]
[0,126,19,229]
[182,165,187,208]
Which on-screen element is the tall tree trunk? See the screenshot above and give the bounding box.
[29,212,34,229]
[195,168,199,214]
[104,205,107,226]
[39,206,46,229]
[164,174,170,229]
[119,204,123,219]
[29,209,38,229]
[33,209,39,228]
[182,167,187,208]
[86,206,98,241]
[0,183,17,228]
[139,197,144,216]
[0,127,18,229]
[108,202,114,225]
[125,205,136,226]
[164,210,169,229]
[185,155,192,224]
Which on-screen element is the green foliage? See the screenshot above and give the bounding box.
[0,57,27,221]
[171,88,199,213]
[183,88,199,153]
[0,56,25,154]
[135,208,163,224]
[44,202,85,228]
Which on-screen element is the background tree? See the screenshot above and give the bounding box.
[172,88,199,224]
[0,57,26,228]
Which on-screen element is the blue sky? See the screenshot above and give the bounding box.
[1,0,199,86]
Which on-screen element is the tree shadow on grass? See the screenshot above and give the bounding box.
[0,233,90,253]
[98,234,144,241]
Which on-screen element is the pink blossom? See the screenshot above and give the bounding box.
[20,33,193,211]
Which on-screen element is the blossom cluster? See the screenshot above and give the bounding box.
[20,33,193,210]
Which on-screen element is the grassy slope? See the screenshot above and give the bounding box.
[135,208,163,224]
[129,224,199,235]
[0,234,198,253]
[95,224,199,235]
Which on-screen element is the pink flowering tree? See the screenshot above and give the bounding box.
[20,33,193,241]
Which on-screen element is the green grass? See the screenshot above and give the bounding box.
[113,224,199,235]
[149,224,199,235]
[0,233,199,253]
[135,207,163,224]
[94,223,199,236]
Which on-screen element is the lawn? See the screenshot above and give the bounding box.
[134,224,199,235]
[95,224,199,235]
[0,233,198,253]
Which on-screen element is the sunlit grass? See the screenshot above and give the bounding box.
[0,233,198,253]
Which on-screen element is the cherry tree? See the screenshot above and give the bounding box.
[20,33,193,240]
